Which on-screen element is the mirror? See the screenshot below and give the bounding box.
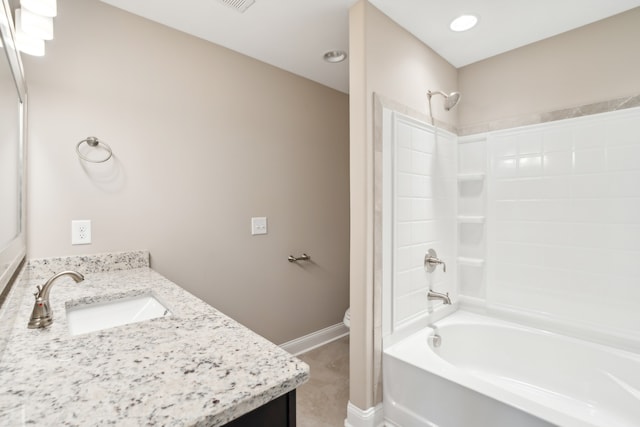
[0,0,27,301]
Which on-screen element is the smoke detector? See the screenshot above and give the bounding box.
[216,0,255,13]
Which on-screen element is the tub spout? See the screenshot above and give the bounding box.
[428,290,451,305]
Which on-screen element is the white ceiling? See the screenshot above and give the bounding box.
[100,0,640,94]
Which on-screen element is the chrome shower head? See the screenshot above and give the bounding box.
[427,90,461,111]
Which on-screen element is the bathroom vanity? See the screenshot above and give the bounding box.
[0,251,308,426]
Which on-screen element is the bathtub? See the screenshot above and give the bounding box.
[383,311,640,427]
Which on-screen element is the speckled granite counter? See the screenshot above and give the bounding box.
[0,251,309,426]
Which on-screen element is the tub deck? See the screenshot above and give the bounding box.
[383,311,640,427]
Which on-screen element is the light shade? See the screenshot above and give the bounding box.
[20,0,57,17]
[20,7,53,40]
[450,14,478,32]
[15,9,45,56]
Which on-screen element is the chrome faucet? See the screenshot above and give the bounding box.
[427,289,452,305]
[28,271,84,329]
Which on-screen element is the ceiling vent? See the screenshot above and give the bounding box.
[216,0,255,13]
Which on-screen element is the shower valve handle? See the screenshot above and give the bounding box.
[425,249,446,273]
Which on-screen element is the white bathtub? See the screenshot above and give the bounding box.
[383,311,640,427]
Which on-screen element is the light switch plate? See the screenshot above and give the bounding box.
[72,220,92,245]
[251,217,267,235]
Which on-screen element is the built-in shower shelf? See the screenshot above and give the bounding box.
[457,215,485,223]
[457,173,485,182]
[458,257,485,267]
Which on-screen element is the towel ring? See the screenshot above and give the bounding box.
[76,136,113,163]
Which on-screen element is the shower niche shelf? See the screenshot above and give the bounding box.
[457,173,485,182]
[457,215,485,224]
[458,256,485,267]
[457,134,488,303]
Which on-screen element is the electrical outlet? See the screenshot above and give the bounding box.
[71,220,92,245]
[251,217,267,235]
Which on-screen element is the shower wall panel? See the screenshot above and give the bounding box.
[485,107,640,346]
[390,112,457,331]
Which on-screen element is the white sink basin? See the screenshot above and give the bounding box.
[67,293,172,335]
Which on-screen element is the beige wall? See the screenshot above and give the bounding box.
[349,0,457,410]
[459,7,640,129]
[24,0,350,345]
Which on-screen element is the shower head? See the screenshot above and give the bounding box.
[444,91,461,111]
[427,90,461,111]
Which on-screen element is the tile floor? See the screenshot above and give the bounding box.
[297,335,350,427]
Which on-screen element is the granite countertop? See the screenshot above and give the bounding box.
[0,251,309,426]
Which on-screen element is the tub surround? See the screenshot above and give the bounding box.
[0,251,309,426]
[377,102,640,426]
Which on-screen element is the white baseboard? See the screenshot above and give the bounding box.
[344,402,385,427]
[279,322,349,356]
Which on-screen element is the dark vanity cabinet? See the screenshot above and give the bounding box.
[224,390,296,427]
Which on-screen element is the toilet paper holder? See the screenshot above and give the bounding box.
[288,254,311,262]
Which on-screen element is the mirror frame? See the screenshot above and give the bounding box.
[0,0,27,302]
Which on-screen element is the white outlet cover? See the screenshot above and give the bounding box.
[251,217,267,235]
[72,220,92,245]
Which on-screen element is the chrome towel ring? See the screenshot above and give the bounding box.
[76,136,113,163]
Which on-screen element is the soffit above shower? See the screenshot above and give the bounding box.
[98,0,640,94]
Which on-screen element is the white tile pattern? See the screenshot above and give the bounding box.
[392,114,457,328]
[486,107,640,341]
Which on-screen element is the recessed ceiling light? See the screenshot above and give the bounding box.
[323,50,347,63]
[450,14,478,32]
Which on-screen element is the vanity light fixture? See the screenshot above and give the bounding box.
[20,0,57,17]
[14,0,57,57]
[15,9,45,57]
[450,14,478,32]
[20,7,53,40]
